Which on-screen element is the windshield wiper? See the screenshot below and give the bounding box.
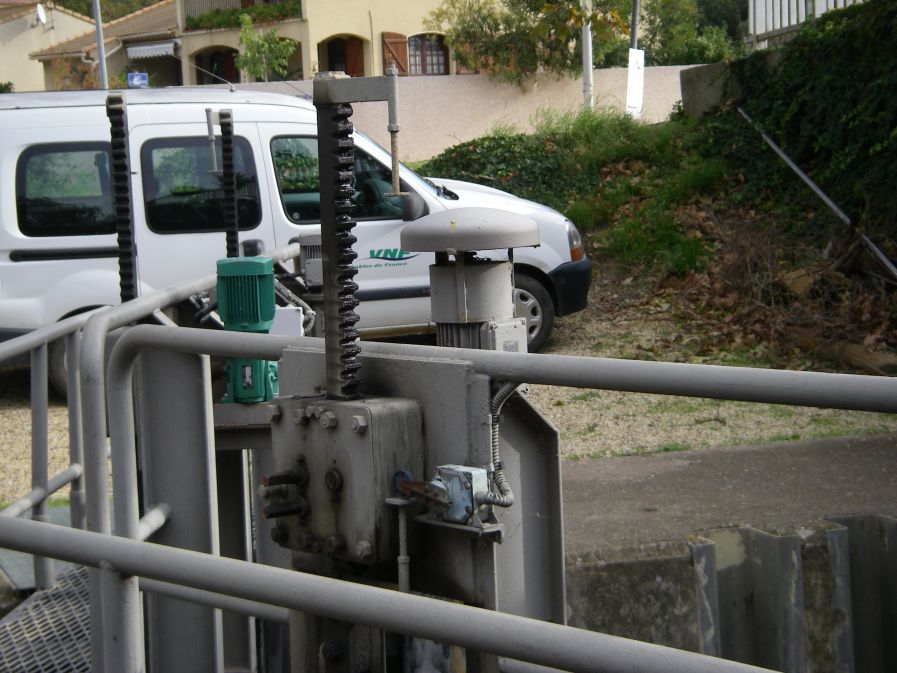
[424,178,459,200]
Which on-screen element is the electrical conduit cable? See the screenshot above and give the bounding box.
[478,381,518,508]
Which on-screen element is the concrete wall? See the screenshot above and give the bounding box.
[241,65,689,161]
[0,7,93,92]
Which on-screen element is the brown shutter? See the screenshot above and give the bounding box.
[346,38,364,77]
[381,32,409,75]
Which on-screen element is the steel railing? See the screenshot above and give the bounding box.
[2,240,896,672]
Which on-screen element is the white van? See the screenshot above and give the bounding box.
[0,88,591,383]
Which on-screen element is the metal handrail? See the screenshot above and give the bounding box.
[0,515,774,673]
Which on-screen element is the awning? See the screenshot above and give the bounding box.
[127,40,178,59]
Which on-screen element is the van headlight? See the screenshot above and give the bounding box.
[565,220,585,262]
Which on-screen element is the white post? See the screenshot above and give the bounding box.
[581,0,593,109]
[90,0,108,89]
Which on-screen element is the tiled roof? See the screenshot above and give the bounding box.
[31,0,176,59]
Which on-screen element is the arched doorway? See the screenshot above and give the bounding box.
[319,36,364,77]
[193,47,240,85]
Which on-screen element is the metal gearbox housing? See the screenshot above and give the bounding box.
[266,397,423,569]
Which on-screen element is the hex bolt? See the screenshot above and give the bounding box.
[263,498,310,520]
[355,540,374,561]
[268,404,282,422]
[292,408,308,425]
[262,469,305,488]
[351,415,368,433]
[324,467,344,493]
[319,411,339,429]
[257,483,289,501]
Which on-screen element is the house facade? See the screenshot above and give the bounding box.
[178,0,449,85]
[29,0,453,90]
[0,0,93,92]
[31,0,181,89]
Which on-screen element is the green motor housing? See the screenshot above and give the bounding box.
[216,257,279,403]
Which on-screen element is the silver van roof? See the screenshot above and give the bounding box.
[0,86,314,112]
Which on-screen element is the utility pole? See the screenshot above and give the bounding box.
[90,0,108,88]
[581,0,593,109]
[626,0,643,118]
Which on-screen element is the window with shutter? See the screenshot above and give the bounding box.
[381,32,409,75]
[407,35,448,76]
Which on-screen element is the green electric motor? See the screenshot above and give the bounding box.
[216,256,279,403]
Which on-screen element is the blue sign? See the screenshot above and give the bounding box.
[127,72,149,88]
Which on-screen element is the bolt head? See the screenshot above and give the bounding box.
[351,415,368,433]
[320,411,338,428]
[292,408,308,425]
[324,467,343,493]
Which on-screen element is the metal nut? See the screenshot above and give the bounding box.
[324,468,343,493]
[319,411,338,428]
[351,415,368,433]
[292,408,308,425]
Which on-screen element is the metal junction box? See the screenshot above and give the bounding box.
[267,397,424,570]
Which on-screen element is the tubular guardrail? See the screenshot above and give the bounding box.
[1,239,894,673]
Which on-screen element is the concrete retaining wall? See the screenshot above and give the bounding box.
[236,66,691,161]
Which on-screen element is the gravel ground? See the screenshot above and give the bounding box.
[2,271,896,504]
[526,272,897,459]
[0,368,72,507]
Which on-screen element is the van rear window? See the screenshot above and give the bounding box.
[16,143,115,237]
[141,136,261,234]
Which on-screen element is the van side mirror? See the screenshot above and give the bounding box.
[403,190,428,222]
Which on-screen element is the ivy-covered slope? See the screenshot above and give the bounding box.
[728,0,897,234]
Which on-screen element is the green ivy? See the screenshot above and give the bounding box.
[186,0,301,30]
[728,0,897,235]
[0,81,13,93]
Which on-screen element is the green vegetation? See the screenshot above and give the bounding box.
[426,0,626,86]
[420,109,724,275]
[726,0,897,236]
[186,0,301,30]
[421,0,896,281]
[234,14,295,82]
[0,82,13,93]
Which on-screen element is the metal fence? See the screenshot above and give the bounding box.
[1,241,896,672]
[748,0,864,44]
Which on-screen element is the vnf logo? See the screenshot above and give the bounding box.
[367,248,419,261]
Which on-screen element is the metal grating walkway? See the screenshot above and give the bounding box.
[0,565,90,673]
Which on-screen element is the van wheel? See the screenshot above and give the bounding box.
[514,275,555,352]
[48,338,68,399]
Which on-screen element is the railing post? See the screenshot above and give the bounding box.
[65,332,86,530]
[30,343,55,589]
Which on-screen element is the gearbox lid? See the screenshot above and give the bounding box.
[401,208,539,253]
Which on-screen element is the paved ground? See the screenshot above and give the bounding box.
[562,433,897,557]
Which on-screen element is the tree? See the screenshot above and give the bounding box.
[426,0,625,85]
[234,14,295,82]
[641,0,744,65]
